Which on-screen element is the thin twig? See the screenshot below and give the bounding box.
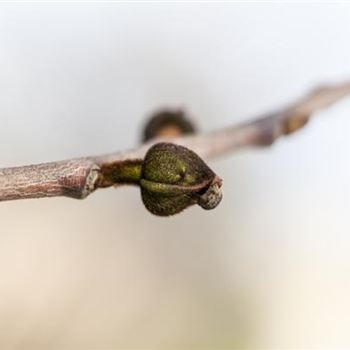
[1,80,350,202]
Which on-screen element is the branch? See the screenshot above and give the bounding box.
[140,80,350,160]
[0,160,100,201]
[1,80,349,209]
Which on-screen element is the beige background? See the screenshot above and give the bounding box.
[0,3,350,348]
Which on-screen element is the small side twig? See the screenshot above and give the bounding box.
[0,80,349,205]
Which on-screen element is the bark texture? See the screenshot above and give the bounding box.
[0,80,349,203]
[0,160,100,201]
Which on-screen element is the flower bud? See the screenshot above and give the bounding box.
[140,142,222,216]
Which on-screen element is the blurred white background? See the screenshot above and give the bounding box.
[0,2,350,348]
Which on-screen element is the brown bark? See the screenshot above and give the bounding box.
[0,160,100,201]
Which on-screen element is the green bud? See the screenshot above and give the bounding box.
[140,142,222,216]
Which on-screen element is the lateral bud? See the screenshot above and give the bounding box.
[140,142,223,216]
